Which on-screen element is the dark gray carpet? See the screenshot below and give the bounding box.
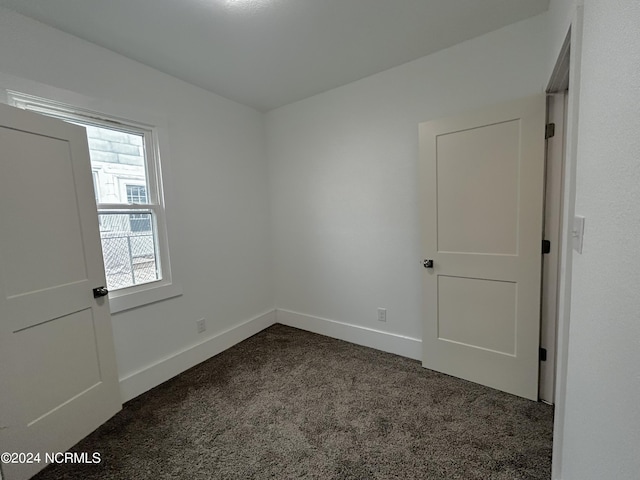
[34,324,553,480]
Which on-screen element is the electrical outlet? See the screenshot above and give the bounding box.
[377,308,387,322]
[196,318,206,334]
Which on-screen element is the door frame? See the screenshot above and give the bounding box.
[539,90,566,405]
[549,6,584,480]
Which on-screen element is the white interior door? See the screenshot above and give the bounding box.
[419,95,546,400]
[0,103,121,480]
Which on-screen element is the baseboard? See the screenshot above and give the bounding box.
[119,308,421,403]
[276,309,422,361]
[119,309,276,402]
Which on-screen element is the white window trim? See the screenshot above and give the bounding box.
[6,90,182,313]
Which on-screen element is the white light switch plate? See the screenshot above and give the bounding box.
[573,215,585,254]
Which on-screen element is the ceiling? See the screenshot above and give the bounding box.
[0,0,549,111]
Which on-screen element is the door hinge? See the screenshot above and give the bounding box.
[545,123,556,139]
[542,240,551,254]
[539,347,547,362]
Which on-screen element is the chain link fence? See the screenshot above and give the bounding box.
[99,213,158,290]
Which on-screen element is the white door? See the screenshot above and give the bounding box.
[418,95,545,400]
[0,104,121,480]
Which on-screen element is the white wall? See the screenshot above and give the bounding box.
[0,7,274,399]
[266,14,549,352]
[556,0,640,478]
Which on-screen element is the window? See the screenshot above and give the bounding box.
[126,184,148,204]
[126,185,152,232]
[8,91,179,311]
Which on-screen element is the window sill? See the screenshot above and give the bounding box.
[108,281,183,314]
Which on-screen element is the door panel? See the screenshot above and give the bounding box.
[15,309,102,423]
[419,95,545,400]
[438,276,517,356]
[0,103,121,480]
[436,120,520,255]
[0,129,87,297]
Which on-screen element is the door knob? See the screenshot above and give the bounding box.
[423,259,434,269]
[93,286,109,298]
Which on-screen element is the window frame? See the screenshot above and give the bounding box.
[7,91,181,313]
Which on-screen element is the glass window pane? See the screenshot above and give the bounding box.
[98,212,159,290]
[85,125,148,204]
